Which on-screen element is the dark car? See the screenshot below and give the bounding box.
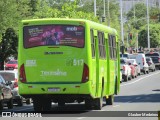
[0,70,32,106]
[0,75,13,110]
[146,57,156,72]
[5,60,18,70]
[145,52,160,70]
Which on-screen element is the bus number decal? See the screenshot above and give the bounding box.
[73,59,84,66]
[66,59,84,66]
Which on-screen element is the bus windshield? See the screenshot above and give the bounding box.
[23,25,85,48]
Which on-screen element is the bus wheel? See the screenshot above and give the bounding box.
[43,99,52,111]
[94,96,103,110]
[58,101,65,107]
[33,98,43,111]
[106,95,114,105]
[85,99,93,110]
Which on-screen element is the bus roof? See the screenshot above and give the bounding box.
[21,18,118,36]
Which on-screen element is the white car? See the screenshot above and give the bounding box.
[128,53,149,74]
[126,59,141,76]
[120,58,132,82]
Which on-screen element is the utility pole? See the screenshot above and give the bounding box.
[120,0,124,53]
[94,0,96,17]
[107,0,110,26]
[103,0,105,17]
[146,0,150,51]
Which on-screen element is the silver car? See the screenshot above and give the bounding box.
[146,57,156,72]
[0,70,32,106]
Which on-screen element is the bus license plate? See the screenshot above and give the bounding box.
[48,88,60,92]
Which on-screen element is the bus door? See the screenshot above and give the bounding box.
[94,30,100,97]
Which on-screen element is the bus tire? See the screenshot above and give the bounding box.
[94,96,103,110]
[33,98,43,111]
[106,95,114,105]
[114,78,118,95]
[85,99,93,110]
[43,99,51,111]
[58,101,65,107]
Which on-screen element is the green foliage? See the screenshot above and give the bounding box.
[0,0,120,67]
[138,24,160,48]
[0,28,18,70]
[0,0,18,37]
[126,3,147,30]
[125,3,160,48]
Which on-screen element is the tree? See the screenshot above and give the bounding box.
[138,24,160,48]
[0,28,18,70]
[0,0,18,38]
[126,3,147,30]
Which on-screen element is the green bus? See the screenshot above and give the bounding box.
[18,18,120,111]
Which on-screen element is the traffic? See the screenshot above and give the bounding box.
[120,51,160,83]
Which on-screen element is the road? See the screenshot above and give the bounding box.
[1,70,160,120]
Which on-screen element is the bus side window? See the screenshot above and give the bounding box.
[102,32,106,59]
[113,36,117,60]
[98,31,106,59]
[90,29,95,58]
[108,34,113,59]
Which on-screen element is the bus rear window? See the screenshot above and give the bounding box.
[23,25,85,48]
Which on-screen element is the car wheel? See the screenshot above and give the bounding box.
[124,75,128,82]
[17,99,23,106]
[128,75,132,80]
[26,98,32,104]
[135,74,137,78]
[0,100,3,110]
[7,98,13,109]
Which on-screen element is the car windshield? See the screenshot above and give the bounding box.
[151,57,159,61]
[120,59,126,64]
[128,60,134,64]
[0,72,15,81]
[145,53,159,57]
[120,54,128,58]
[7,61,17,64]
[146,58,150,62]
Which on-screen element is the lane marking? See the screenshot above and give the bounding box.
[152,91,160,94]
[120,71,160,87]
[15,107,33,111]
[113,105,120,107]
[77,117,86,119]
